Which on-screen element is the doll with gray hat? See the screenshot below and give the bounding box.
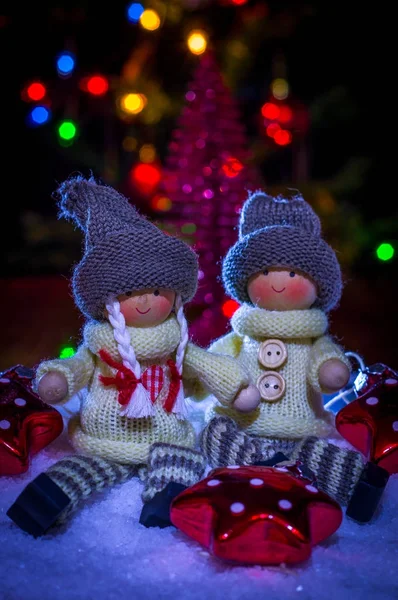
[7,176,259,536]
[200,191,387,521]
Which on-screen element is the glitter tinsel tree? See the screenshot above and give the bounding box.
[161,51,264,346]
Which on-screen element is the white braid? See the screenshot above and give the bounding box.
[105,297,153,418]
[105,298,140,377]
[173,294,189,418]
[174,295,189,374]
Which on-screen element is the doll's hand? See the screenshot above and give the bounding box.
[232,385,261,413]
[319,359,350,393]
[37,371,68,404]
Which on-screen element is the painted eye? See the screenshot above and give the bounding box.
[125,291,132,297]
[263,269,269,276]
[289,272,295,278]
[153,290,160,296]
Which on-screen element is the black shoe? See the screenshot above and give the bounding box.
[139,482,187,528]
[346,461,390,523]
[7,473,71,537]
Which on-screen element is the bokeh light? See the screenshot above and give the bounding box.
[261,102,280,120]
[187,30,207,55]
[26,82,46,101]
[376,243,395,261]
[120,93,147,114]
[86,75,109,96]
[28,106,50,126]
[274,129,292,145]
[56,52,75,77]
[151,195,172,211]
[58,120,77,141]
[130,162,161,195]
[271,78,289,100]
[139,9,161,31]
[222,299,240,318]
[126,2,144,23]
[59,346,76,359]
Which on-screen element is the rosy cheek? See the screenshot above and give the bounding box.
[150,296,173,318]
[248,278,273,304]
[284,279,315,303]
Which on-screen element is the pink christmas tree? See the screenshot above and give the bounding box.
[161,51,264,347]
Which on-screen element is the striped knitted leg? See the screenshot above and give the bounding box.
[290,437,365,505]
[200,416,278,468]
[46,455,138,523]
[142,443,206,503]
[7,454,138,536]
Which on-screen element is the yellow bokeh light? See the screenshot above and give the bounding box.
[271,78,289,100]
[120,93,147,115]
[140,9,161,31]
[139,144,156,163]
[123,136,138,151]
[187,30,207,55]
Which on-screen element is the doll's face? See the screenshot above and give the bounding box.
[117,288,176,327]
[247,268,317,311]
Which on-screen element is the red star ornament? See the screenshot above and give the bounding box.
[170,464,342,565]
[0,365,64,476]
[336,363,398,474]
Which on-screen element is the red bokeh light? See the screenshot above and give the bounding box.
[274,129,292,146]
[261,102,280,120]
[221,157,244,178]
[278,105,293,124]
[222,299,240,318]
[266,123,280,138]
[130,162,162,196]
[86,75,109,96]
[26,82,46,101]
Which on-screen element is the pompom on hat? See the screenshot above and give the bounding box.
[56,175,199,321]
[222,191,342,312]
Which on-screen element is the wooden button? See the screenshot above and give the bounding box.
[258,339,287,369]
[257,371,286,402]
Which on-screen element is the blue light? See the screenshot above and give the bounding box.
[28,106,50,126]
[127,2,144,23]
[56,52,75,76]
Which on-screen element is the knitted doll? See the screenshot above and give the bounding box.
[7,176,258,536]
[200,191,386,519]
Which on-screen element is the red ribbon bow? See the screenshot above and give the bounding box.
[98,349,182,412]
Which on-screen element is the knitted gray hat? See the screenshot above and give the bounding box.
[222,191,342,312]
[56,175,198,320]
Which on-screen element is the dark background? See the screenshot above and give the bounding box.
[0,1,396,372]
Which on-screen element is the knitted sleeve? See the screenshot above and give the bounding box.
[307,335,351,393]
[182,342,249,406]
[208,331,243,357]
[34,344,95,403]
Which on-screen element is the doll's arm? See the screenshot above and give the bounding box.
[307,335,351,394]
[34,344,95,404]
[183,339,249,406]
[207,331,243,357]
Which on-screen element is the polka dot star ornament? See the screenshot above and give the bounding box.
[0,365,63,476]
[335,361,398,475]
[170,464,342,565]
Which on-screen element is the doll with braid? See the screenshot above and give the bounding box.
[200,191,389,522]
[7,176,259,536]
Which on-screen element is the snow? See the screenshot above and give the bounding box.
[1,395,397,600]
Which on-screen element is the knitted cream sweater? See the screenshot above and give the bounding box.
[206,306,351,439]
[35,315,249,464]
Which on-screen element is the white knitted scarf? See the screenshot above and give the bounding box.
[231,305,328,340]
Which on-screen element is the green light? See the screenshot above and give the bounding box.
[59,346,76,359]
[376,243,395,261]
[58,120,77,140]
[181,223,196,234]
